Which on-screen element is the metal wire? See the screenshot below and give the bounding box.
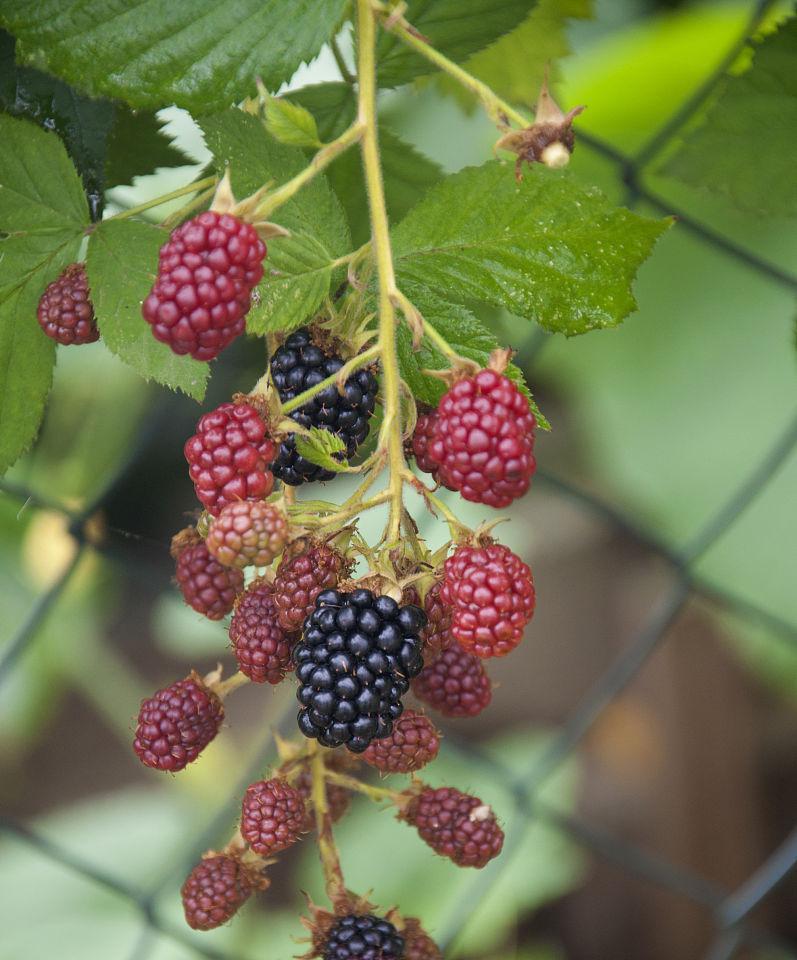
[2,6,796,958]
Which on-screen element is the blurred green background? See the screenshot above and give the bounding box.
[1,1,796,958]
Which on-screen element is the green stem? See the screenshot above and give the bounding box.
[108,175,218,221]
[357,0,406,543]
[254,121,364,220]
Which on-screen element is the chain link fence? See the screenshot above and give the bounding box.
[1,3,796,958]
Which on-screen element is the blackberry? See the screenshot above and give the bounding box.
[173,530,243,620]
[361,709,440,773]
[323,914,404,960]
[181,854,255,930]
[412,643,492,718]
[294,589,426,753]
[37,263,99,345]
[240,777,306,855]
[229,579,294,684]
[270,329,378,485]
[273,541,350,632]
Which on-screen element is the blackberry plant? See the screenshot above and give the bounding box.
[0,0,674,953]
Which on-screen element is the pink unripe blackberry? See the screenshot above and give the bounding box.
[229,578,294,684]
[184,401,276,516]
[401,785,504,868]
[133,674,223,772]
[441,542,535,657]
[181,854,256,930]
[142,211,266,361]
[173,530,243,620]
[362,709,440,773]
[207,500,288,568]
[240,777,306,855]
[37,263,99,345]
[412,643,492,717]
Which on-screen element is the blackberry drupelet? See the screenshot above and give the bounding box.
[323,914,405,960]
[270,329,378,485]
[294,589,426,753]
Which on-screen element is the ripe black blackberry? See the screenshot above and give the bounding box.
[323,914,405,960]
[294,589,426,753]
[270,329,378,485]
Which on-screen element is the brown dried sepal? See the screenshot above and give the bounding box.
[170,526,202,560]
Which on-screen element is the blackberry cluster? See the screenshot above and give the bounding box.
[323,914,405,960]
[270,329,378,485]
[294,589,426,753]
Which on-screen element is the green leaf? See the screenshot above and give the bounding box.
[377,0,540,87]
[391,161,670,335]
[291,82,356,142]
[0,0,348,113]
[660,15,797,217]
[293,426,350,472]
[265,97,322,148]
[105,106,192,189]
[200,109,350,334]
[85,219,209,401]
[396,286,550,428]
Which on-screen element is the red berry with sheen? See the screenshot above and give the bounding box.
[401,785,504,868]
[174,534,243,620]
[362,709,440,773]
[142,211,266,361]
[37,263,99,345]
[184,401,276,516]
[229,579,294,684]
[181,854,255,930]
[412,643,492,717]
[240,777,306,855]
[428,369,536,508]
[133,675,223,772]
[272,542,349,632]
[411,411,440,479]
[441,543,535,658]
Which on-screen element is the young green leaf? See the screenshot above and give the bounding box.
[265,97,322,149]
[293,426,351,473]
[0,0,348,113]
[377,0,540,88]
[391,162,670,335]
[660,15,797,217]
[85,220,209,401]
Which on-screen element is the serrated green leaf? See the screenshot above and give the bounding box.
[392,162,670,335]
[85,220,208,401]
[377,0,539,87]
[294,426,350,472]
[396,285,550,428]
[265,97,322,148]
[105,106,192,189]
[200,109,350,334]
[0,0,348,113]
[660,15,797,217]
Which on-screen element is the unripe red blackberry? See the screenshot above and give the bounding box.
[293,754,352,831]
[184,401,276,516]
[427,369,536,508]
[441,542,535,658]
[412,643,492,717]
[411,411,440,479]
[420,580,453,658]
[272,541,350,632]
[401,786,504,868]
[322,914,404,960]
[142,210,266,360]
[240,777,306,855]
[181,854,255,930]
[229,578,295,684]
[133,674,223,772]
[207,500,288,568]
[402,919,442,960]
[37,263,99,345]
[362,709,440,773]
[173,530,243,620]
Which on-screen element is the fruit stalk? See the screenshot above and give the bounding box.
[309,742,348,907]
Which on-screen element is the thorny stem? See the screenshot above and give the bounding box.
[108,175,218,221]
[309,741,348,905]
[357,0,407,543]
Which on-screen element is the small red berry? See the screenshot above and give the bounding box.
[184,401,276,516]
[400,785,504,868]
[272,541,350,632]
[240,777,306,855]
[441,542,535,658]
[37,263,99,345]
[229,579,295,684]
[133,674,223,772]
[420,580,453,658]
[411,411,440,479]
[362,709,440,773]
[142,210,266,361]
[412,643,492,717]
[181,854,257,930]
[173,530,243,620]
[207,500,288,568]
[427,369,536,508]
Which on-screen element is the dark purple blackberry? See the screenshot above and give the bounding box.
[294,589,425,753]
[323,914,405,960]
[270,329,378,485]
